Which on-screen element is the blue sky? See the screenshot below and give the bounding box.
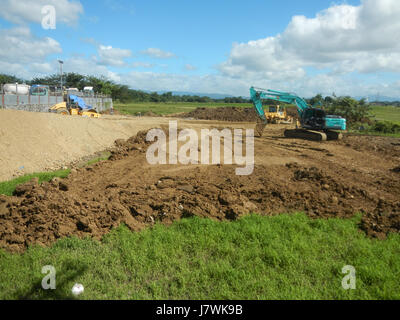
[0,0,399,97]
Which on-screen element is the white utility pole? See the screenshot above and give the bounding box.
[58,60,64,93]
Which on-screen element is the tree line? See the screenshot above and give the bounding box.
[0,73,250,104]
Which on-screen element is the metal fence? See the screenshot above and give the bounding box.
[0,86,113,113]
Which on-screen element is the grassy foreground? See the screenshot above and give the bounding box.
[0,213,399,300]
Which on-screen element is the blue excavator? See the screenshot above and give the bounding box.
[250,87,346,141]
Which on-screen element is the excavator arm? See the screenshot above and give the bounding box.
[250,87,309,120]
[250,87,268,123]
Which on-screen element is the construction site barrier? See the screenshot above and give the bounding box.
[0,86,113,113]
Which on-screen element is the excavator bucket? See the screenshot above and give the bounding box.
[255,122,267,137]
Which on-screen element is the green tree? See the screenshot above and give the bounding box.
[0,74,24,85]
[326,97,370,124]
[309,94,324,107]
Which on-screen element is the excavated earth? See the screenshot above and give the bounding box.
[0,118,399,252]
[179,107,260,122]
[178,106,298,122]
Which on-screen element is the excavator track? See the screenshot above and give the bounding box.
[284,129,343,141]
[324,130,343,140]
[284,129,327,141]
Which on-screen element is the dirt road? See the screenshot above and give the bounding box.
[0,113,399,252]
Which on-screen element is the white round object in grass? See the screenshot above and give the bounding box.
[71,283,84,296]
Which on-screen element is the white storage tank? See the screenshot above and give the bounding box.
[3,83,30,95]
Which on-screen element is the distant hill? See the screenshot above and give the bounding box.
[356,95,400,103]
[173,91,236,99]
[148,90,236,99]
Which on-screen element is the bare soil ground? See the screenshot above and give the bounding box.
[0,109,172,181]
[0,109,399,252]
[179,107,260,122]
[177,106,298,121]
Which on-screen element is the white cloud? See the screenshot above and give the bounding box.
[119,71,249,95]
[131,61,154,68]
[0,0,83,26]
[184,64,197,71]
[97,45,132,67]
[0,27,61,65]
[140,48,176,59]
[30,62,54,74]
[0,27,131,79]
[116,68,400,99]
[64,57,121,82]
[80,37,99,46]
[219,0,400,79]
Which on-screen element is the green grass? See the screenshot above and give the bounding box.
[0,152,112,196]
[348,130,400,138]
[345,105,400,137]
[369,105,400,124]
[1,213,399,300]
[81,151,111,167]
[114,102,252,116]
[114,102,400,121]
[0,169,70,196]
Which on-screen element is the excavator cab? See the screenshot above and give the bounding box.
[302,108,326,130]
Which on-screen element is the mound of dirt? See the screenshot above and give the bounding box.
[178,106,299,122]
[361,200,400,239]
[100,109,120,115]
[142,111,158,117]
[0,109,171,182]
[339,134,400,158]
[1,128,399,253]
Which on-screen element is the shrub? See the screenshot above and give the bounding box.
[325,97,371,125]
[372,121,400,134]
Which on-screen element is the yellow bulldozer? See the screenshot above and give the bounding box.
[263,105,293,124]
[49,94,101,118]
